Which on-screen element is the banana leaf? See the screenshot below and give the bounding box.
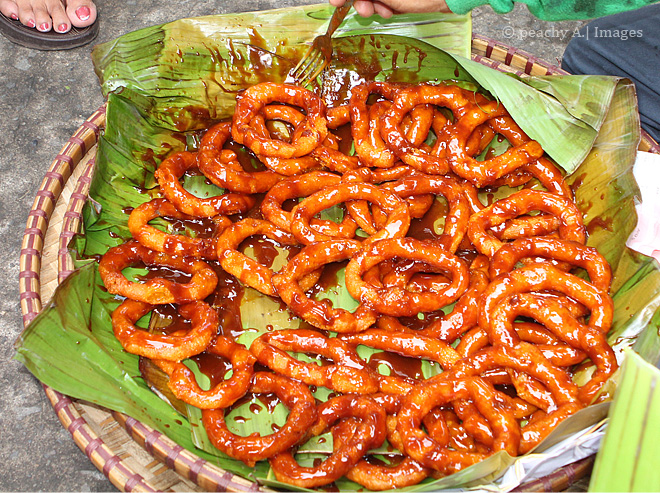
[589,349,660,492]
[14,4,660,492]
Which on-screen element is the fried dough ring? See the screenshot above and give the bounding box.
[340,328,461,394]
[269,395,387,488]
[334,420,431,491]
[340,167,430,236]
[197,121,286,194]
[250,329,379,394]
[487,115,572,197]
[260,170,358,238]
[385,174,471,252]
[248,105,321,175]
[232,82,328,158]
[112,299,216,361]
[467,189,586,257]
[302,127,360,173]
[216,218,314,297]
[489,237,612,292]
[456,323,587,368]
[272,240,378,333]
[154,150,255,217]
[340,329,460,370]
[202,371,317,467]
[489,293,617,403]
[350,81,406,168]
[493,214,562,241]
[479,263,614,338]
[290,182,410,246]
[519,401,585,454]
[154,336,256,409]
[99,240,218,304]
[396,376,519,473]
[381,83,475,174]
[446,101,545,187]
[128,198,228,260]
[420,255,490,342]
[345,237,469,317]
[437,342,576,448]
[326,105,351,128]
[449,342,572,411]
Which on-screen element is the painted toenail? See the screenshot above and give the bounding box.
[39,22,49,31]
[10,13,19,20]
[76,6,90,21]
[27,19,35,27]
[58,23,68,32]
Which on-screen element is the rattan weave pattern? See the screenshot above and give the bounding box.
[18,35,658,492]
[19,106,106,327]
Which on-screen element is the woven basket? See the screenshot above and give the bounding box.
[18,35,659,492]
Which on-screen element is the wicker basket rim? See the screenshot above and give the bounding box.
[17,35,658,492]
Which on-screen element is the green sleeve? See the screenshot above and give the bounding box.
[444,0,659,20]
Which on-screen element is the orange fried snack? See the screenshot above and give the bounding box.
[98,80,619,491]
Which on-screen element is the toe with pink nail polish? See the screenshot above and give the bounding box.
[76,6,90,21]
[1,1,98,48]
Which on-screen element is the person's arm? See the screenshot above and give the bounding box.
[329,0,659,20]
[446,0,659,20]
[328,0,451,18]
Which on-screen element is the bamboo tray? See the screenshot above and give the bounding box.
[18,34,660,492]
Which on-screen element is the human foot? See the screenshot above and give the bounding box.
[0,0,96,34]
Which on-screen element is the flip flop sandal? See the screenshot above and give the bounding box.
[0,12,98,50]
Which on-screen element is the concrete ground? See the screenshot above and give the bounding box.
[0,1,585,491]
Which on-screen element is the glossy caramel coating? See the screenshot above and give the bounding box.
[272,240,377,333]
[489,237,612,292]
[345,237,469,317]
[445,100,546,188]
[340,329,459,370]
[232,82,328,158]
[112,299,216,361]
[340,328,460,395]
[489,293,617,404]
[290,181,410,246]
[397,376,518,473]
[269,395,387,488]
[457,322,587,367]
[340,167,430,236]
[154,150,255,217]
[479,263,614,338]
[487,115,572,197]
[216,218,302,297]
[384,174,471,252]
[381,83,474,174]
[350,81,407,168]
[98,240,218,304]
[450,343,579,409]
[248,104,322,175]
[128,198,228,260]
[334,420,430,491]
[468,189,586,257]
[260,170,358,238]
[154,336,256,409]
[202,371,317,467]
[421,255,490,342]
[311,139,361,173]
[250,329,379,394]
[198,121,286,194]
